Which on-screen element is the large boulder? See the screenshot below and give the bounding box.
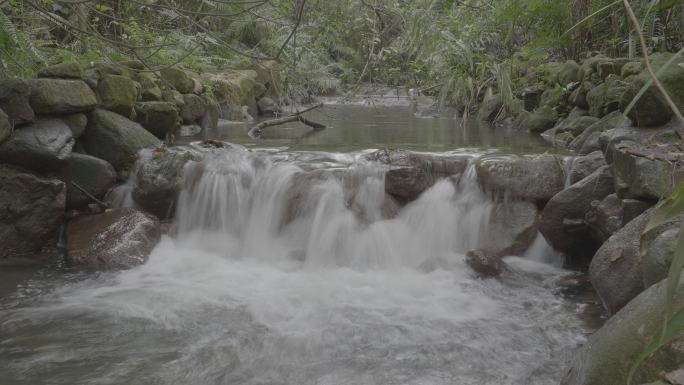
[567,151,606,184]
[55,153,116,209]
[136,72,163,101]
[483,200,539,256]
[561,276,684,385]
[641,227,678,287]
[475,154,566,202]
[0,118,74,172]
[516,105,559,133]
[589,208,682,314]
[587,75,628,118]
[96,74,139,118]
[28,79,97,115]
[368,150,469,203]
[81,109,160,172]
[134,101,179,139]
[133,147,201,219]
[620,53,684,127]
[0,108,10,144]
[477,93,503,122]
[160,67,195,94]
[542,114,598,148]
[61,113,88,139]
[38,62,84,79]
[540,166,614,261]
[0,79,34,125]
[585,193,652,242]
[0,165,65,259]
[203,70,259,119]
[65,208,161,269]
[611,139,684,201]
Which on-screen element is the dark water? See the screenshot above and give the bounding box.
[188,103,555,154]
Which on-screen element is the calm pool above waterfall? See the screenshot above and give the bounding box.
[0,103,591,385]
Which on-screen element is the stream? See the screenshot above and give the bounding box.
[0,104,592,385]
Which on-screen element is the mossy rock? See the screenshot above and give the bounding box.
[38,62,84,79]
[134,101,179,138]
[180,94,208,125]
[28,79,97,115]
[135,72,163,102]
[0,79,34,126]
[621,61,643,78]
[160,67,194,94]
[569,111,627,154]
[97,75,139,118]
[558,60,581,86]
[0,108,10,144]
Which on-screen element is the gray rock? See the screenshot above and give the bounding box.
[475,154,566,202]
[465,250,507,278]
[0,108,9,144]
[133,147,200,219]
[65,208,161,269]
[38,62,84,79]
[0,164,66,259]
[257,97,281,117]
[28,79,97,115]
[568,151,606,184]
[558,60,581,86]
[60,113,88,138]
[55,153,116,209]
[81,109,160,171]
[569,111,627,154]
[540,166,614,261]
[0,118,74,171]
[561,275,684,385]
[97,74,139,118]
[134,101,179,139]
[641,227,678,287]
[621,61,643,78]
[0,79,34,126]
[585,194,652,242]
[369,150,469,203]
[180,94,208,124]
[477,93,503,122]
[518,105,559,133]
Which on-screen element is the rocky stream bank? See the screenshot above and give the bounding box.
[1,54,684,384]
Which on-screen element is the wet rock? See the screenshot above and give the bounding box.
[540,166,614,262]
[134,101,179,139]
[370,150,469,203]
[65,208,161,269]
[620,53,684,127]
[569,111,628,154]
[0,164,66,259]
[477,93,503,122]
[81,109,160,172]
[561,276,684,385]
[180,94,208,125]
[0,108,9,144]
[133,147,201,219]
[28,79,97,115]
[484,200,539,256]
[585,194,652,242]
[558,60,581,86]
[0,118,74,172]
[475,154,566,202]
[160,67,195,94]
[55,153,116,209]
[97,74,139,118]
[568,151,606,184]
[0,79,34,126]
[465,250,507,278]
[38,62,84,79]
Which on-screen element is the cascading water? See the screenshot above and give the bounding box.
[0,145,588,385]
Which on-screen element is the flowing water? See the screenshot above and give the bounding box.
[0,105,589,385]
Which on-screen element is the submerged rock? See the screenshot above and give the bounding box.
[475,154,566,202]
[28,79,97,115]
[0,118,74,172]
[561,276,684,385]
[465,250,507,278]
[81,109,160,172]
[133,147,201,219]
[0,79,34,126]
[65,208,161,269]
[0,165,66,260]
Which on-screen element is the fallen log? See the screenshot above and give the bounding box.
[248,103,326,138]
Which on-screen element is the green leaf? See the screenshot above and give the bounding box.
[562,1,621,37]
[665,225,684,310]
